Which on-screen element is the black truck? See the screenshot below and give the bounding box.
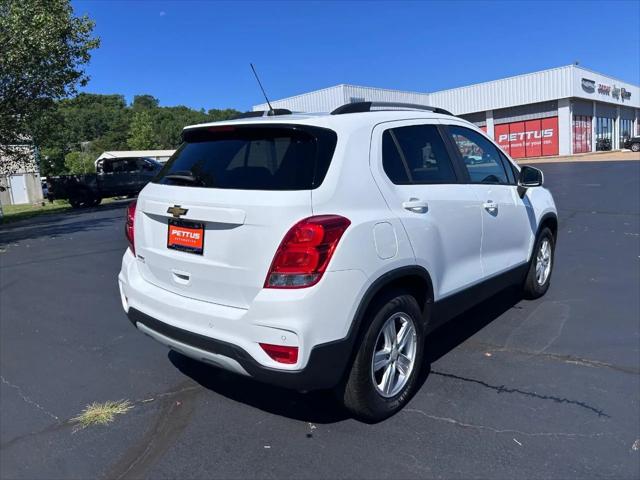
[47,156,163,208]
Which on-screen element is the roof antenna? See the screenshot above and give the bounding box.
[250,63,274,115]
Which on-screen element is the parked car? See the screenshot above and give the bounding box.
[118,102,557,422]
[48,157,162,208]
[623,136,640,152]
[596,138,612,151]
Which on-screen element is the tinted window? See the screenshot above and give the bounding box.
[382,125,457,184]
[154,125,337,190]
[449,126,509,184]
[104,158,139,173]
[109,159,128,172]
[500,152,517,184]
[138,158,160,171]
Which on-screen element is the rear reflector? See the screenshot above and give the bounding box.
[125,199,137,254]
[264,215,351,289]
[259,343,299,364]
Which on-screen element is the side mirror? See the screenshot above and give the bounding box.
[518,166,543,187]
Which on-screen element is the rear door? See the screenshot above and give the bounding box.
[443,124,533,277]
[369,120,484,299]
[134,124,337,309]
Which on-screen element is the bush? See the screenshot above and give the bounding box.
[64,151,95,174]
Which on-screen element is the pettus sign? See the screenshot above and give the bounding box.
[498,129,554,142]
[495,117,559,158]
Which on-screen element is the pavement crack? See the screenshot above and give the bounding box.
[0,421,70,451]
[0,384,202,453]
[132,385,201,406]
[468,341,640,375]
[1,375,60,422]
[404,409,608,438]
[431,370,609,417]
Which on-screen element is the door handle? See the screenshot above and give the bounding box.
[483,201,498,213]
[402,198,428,213]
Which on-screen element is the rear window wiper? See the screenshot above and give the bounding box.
[163,170,205,186]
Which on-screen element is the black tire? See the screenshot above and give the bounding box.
[341,292,425,423]
[631,143,640,153]
[69,188,95,208]
[92,196,102,207]
[523,227,555,299]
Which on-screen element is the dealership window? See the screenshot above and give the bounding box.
[619,118,633,146]
[572,115,592,154]
[595,117,614,151]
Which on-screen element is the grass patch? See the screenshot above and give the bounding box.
[1,197,117,224]
[1,200,72,223]
[71,400,133,431]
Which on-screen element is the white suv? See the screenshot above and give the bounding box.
[118,102,557,422]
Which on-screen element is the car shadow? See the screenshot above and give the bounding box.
[424,286,522,364]
[169,350,350,423]
[170,286,523,424]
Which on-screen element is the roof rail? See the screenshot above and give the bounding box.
[331,101,454,116]
[232,109,292,120]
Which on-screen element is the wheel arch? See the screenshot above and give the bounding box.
[527,211,558,263]
[353,266,434,329]
[338,266,434,378]
[539,212,558,239]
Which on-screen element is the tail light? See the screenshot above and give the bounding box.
[265,215,351,289]
[259,343,298,364]
[125,200,137,254]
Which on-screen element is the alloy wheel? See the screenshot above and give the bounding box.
[370,312,418,398]
[536,238,552,286]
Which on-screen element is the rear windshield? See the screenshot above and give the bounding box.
[153,125,337,190]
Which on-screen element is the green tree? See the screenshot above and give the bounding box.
[127,111,157,150]
[64,151,95,174]
[132,95,159,111]
[39,146,66,177]
[207,108,242,122]
[0,0,100,170]
[34,94,130,176]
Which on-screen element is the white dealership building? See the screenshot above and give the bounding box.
[254,64,639,159]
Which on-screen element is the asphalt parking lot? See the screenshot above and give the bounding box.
[1,160,639,479]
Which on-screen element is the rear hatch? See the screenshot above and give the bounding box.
[134,123,337,309]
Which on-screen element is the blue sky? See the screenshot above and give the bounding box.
[72,0,640,111]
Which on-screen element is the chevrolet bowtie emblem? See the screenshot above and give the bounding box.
[167,205,188,218]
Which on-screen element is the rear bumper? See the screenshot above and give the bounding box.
[118,249,367,390]
[127,307,353,390]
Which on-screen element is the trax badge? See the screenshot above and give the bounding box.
[167,205,188,218]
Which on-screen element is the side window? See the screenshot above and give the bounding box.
[499,152,517,184]
[125,159,139,172]
[510,162,520,183]
[110,160,125,173]
[382,125,457,185]
[448,126,509,184]
[137,158,156,172]
[382,130,409,183]
[101,160,115,173]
